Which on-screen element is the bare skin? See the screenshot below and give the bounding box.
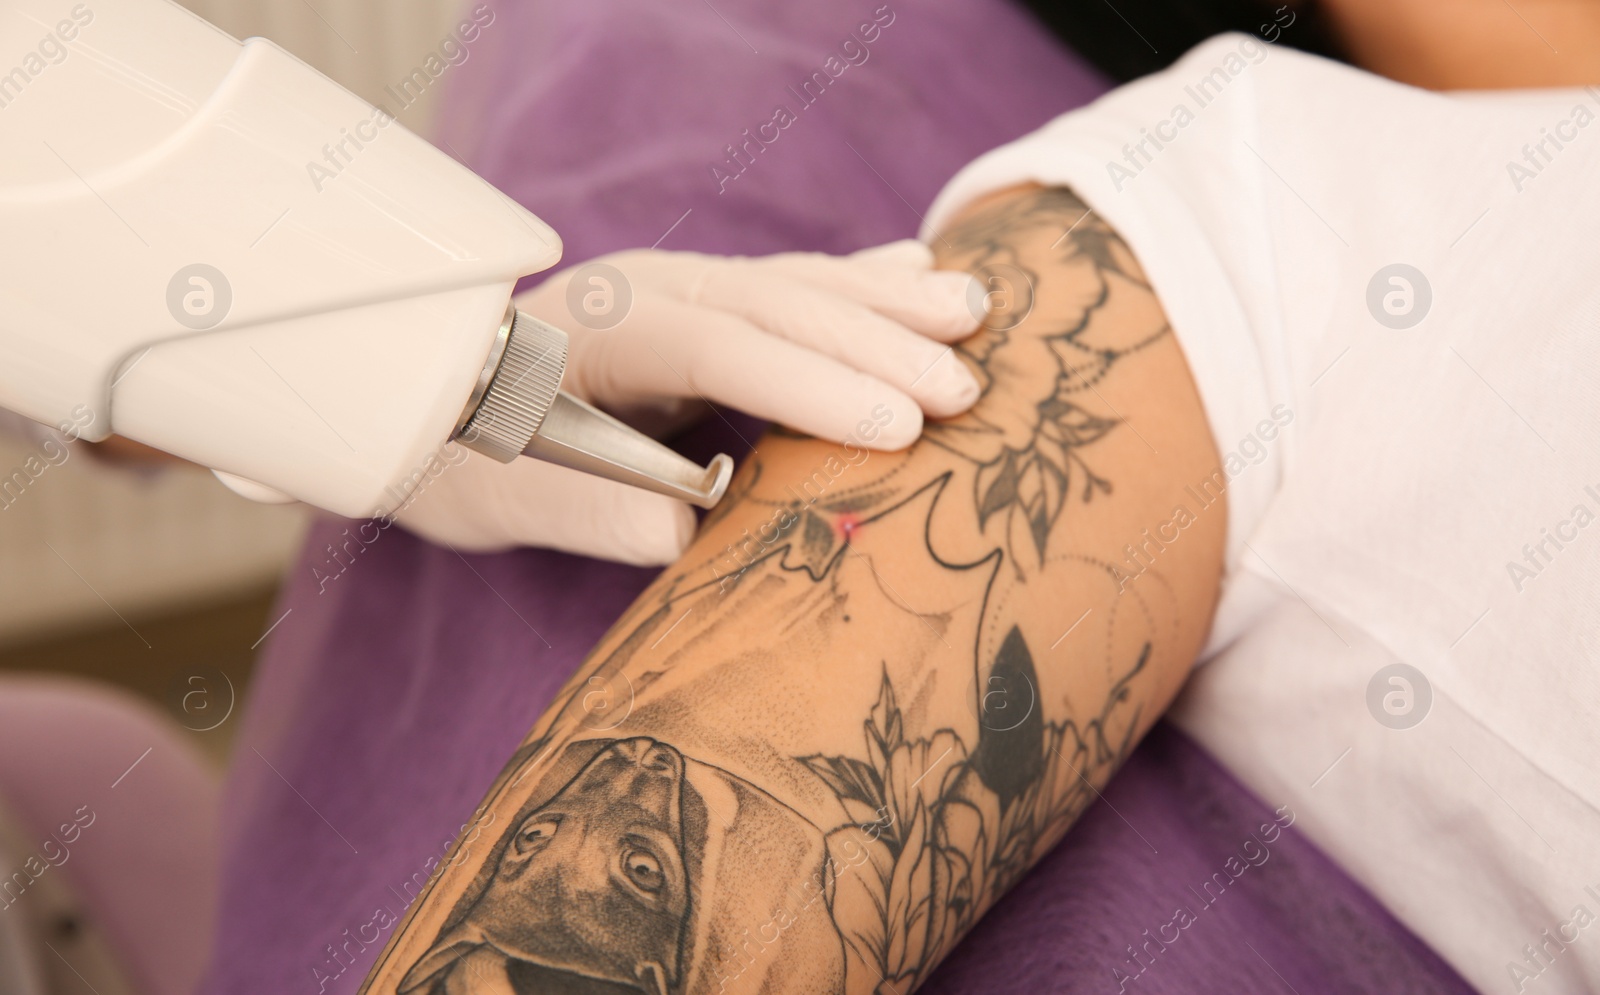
[1316,0,1600,88]
[356,186,1226,995]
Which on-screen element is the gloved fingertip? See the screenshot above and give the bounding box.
[866,399,924,450]
[920,271,987,340]
[618,494,697,566]
[670,500,698,553]
[919,360,982,418]
[856,239,934,269]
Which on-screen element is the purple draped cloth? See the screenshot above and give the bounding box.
[201,1,1475,992]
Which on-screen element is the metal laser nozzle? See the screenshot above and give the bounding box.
[453,305,733,509]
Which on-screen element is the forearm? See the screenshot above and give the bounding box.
[360,186,1225,995]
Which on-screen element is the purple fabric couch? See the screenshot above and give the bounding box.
[201,1,1477,992]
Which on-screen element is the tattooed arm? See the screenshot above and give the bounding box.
[360,185,1226,995]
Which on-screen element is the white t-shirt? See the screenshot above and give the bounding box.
[926,34,1600,994]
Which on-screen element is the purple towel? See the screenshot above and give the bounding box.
[202,1,1474,993]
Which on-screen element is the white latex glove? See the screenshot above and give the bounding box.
[395,240,983,565]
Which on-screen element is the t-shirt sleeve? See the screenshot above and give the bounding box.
[922,33,1302,658]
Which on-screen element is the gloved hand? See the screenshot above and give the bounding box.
[394,240,983,564]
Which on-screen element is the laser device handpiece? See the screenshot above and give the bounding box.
[0,0,732,520]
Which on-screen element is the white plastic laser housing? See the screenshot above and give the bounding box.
[0,0,731,519]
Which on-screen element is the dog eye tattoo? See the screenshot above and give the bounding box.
[512,817,559,856]
[622,845,664,893]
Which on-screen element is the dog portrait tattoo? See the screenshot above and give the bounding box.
[360,188,1207,995]
[399,737,843,995]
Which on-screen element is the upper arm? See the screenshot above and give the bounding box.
[923,183,1225,727]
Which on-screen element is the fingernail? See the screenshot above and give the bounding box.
[919,352,980,414]
[944,363,981,409]
[630,499,695,565]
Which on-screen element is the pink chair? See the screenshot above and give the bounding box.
[0,676,219,995]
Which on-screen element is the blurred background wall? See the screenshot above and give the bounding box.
[178,0,466,135]
[0,0,467,762]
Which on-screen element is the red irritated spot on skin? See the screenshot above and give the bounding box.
[836,513,863,543]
